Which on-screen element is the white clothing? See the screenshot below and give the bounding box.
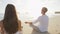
[32,15,49,32]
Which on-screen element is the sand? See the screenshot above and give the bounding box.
[22,15,60,34]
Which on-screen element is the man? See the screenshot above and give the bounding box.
[25,7,49,33]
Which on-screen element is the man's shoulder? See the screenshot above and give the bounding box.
[45,15,49,19]
[38,16,42,19]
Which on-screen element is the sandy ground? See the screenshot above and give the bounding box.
[0,15,60,34]
[22,15,60,34]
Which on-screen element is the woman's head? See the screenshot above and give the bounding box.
[3,4,18,34]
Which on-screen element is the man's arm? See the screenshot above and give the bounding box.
[25,17,40,24]
[32,17,40,24]
[25,22,32,24]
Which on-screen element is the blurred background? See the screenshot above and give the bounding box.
[0,0,60,34]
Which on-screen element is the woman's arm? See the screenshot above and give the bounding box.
[18,20,22,31]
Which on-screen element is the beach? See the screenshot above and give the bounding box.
[22,15,60,34]
[0,14,60,34]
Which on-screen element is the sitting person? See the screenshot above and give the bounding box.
[0,4,22,34]
[25,7,49,33]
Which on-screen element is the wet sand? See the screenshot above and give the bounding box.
[22,15,60,34]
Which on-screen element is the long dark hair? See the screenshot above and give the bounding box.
[3,4,18,34]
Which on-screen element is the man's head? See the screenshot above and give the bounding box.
[41,7,48,15]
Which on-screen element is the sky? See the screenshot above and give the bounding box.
[0,0,60,21]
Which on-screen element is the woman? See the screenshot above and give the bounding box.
[0,4,22,34]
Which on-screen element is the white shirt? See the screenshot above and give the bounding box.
[32,15,49,32]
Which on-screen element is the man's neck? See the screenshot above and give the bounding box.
[42,14,45,16]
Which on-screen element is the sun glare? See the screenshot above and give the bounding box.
[0,0,60,21]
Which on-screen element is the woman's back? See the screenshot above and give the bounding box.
[0,20,22,34]
[0,4,22,34]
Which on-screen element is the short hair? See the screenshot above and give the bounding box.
[42,7,48,11]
